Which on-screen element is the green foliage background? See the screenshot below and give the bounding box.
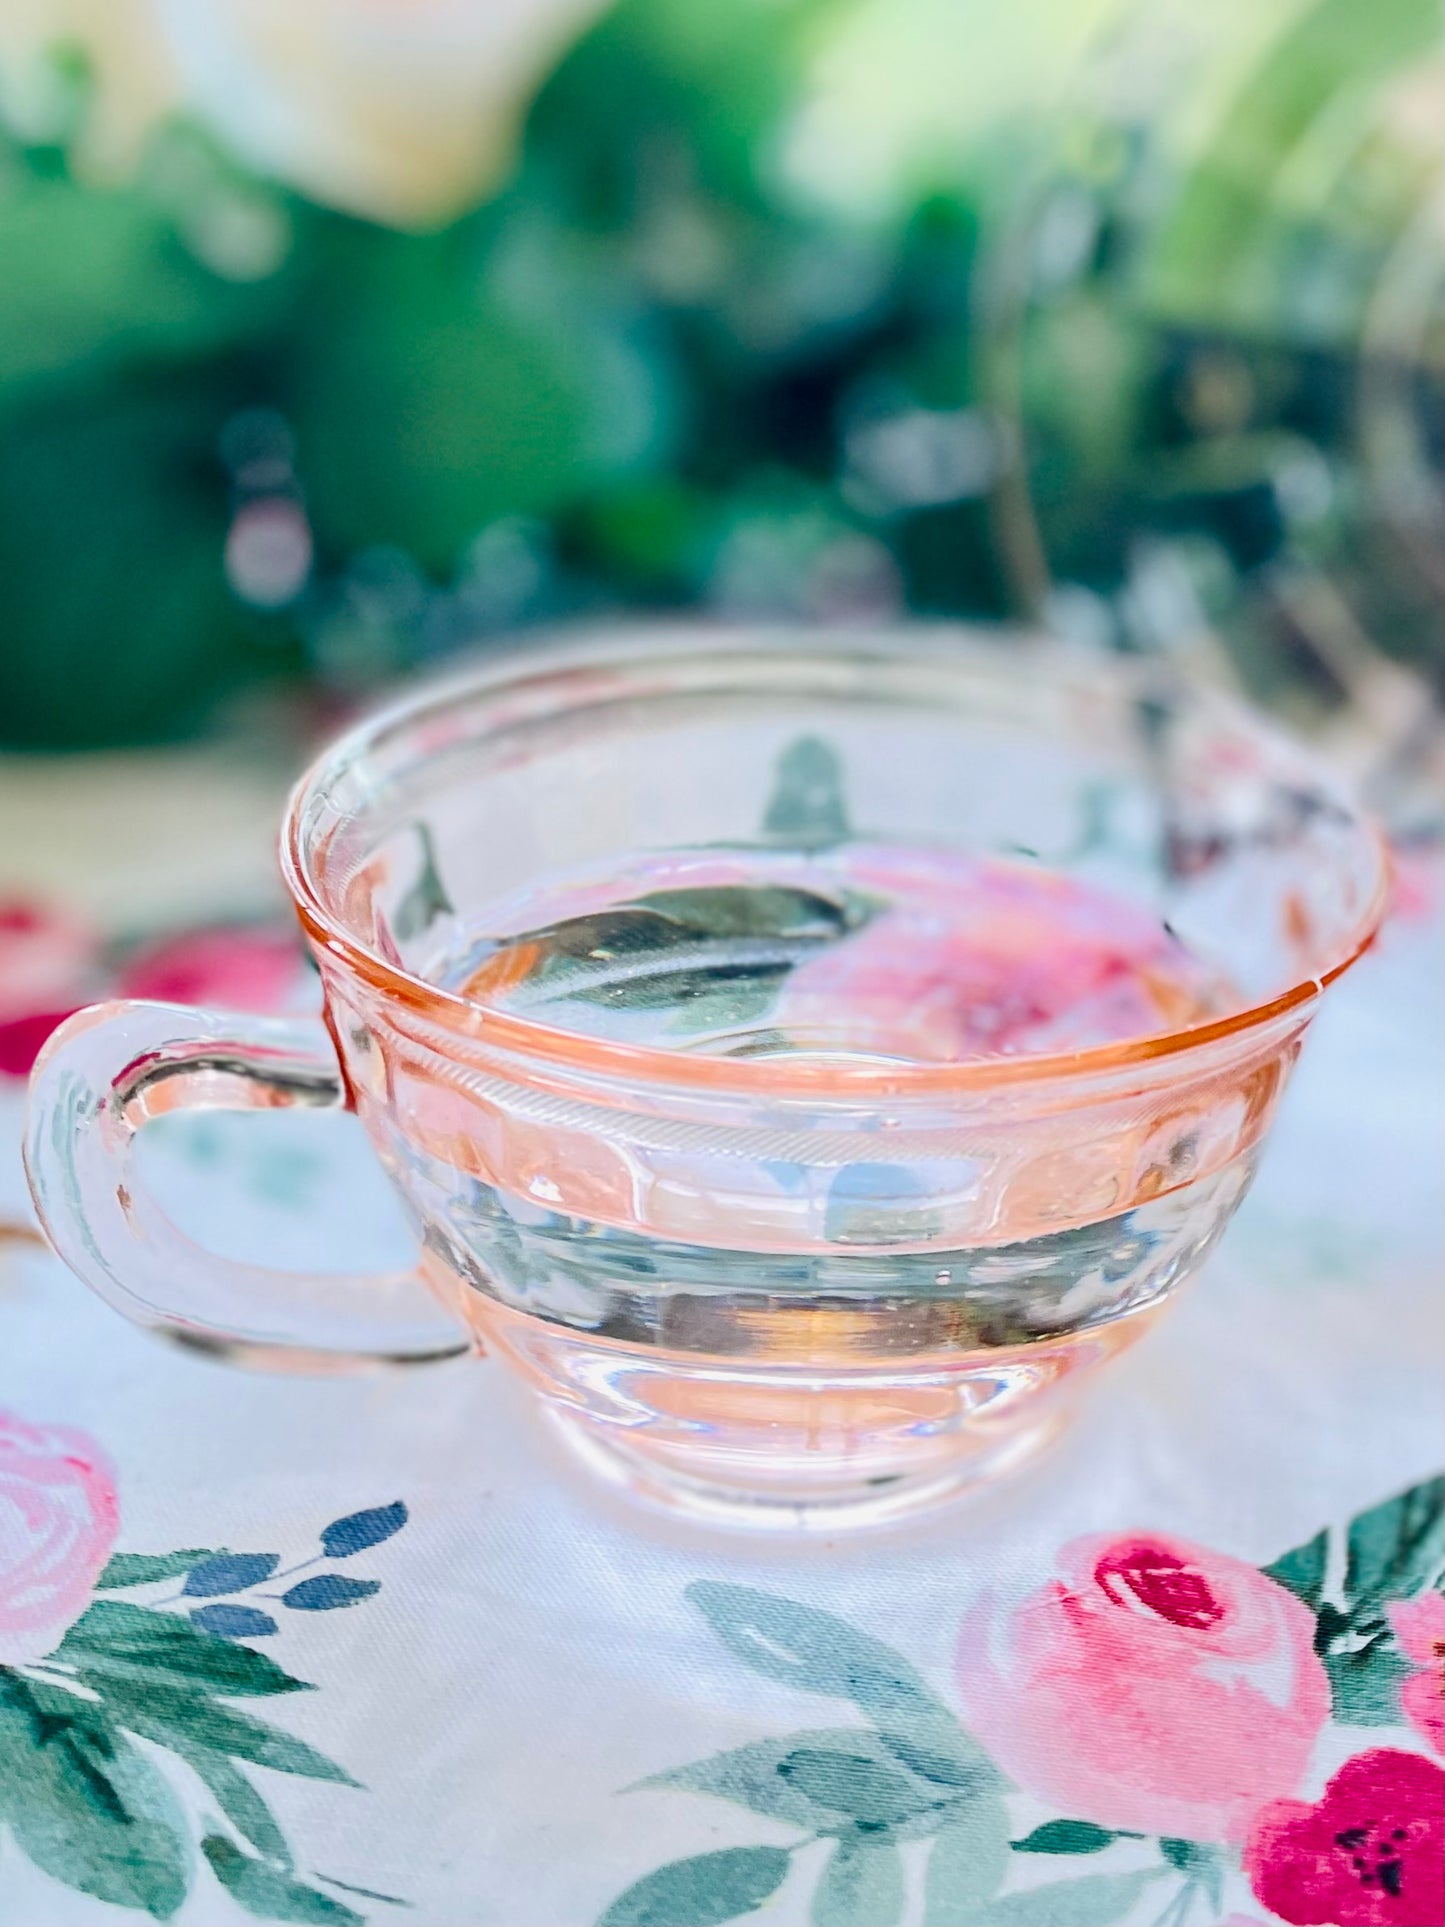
[0,0,1438,748]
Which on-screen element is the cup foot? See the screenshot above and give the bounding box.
[544,1405,1068,1533]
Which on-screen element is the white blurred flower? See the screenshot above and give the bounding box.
[1,0,611,225]
[781,0,1133,216]
[0,1,174,165]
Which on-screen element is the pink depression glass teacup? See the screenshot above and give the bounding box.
[25,631,1387,1528]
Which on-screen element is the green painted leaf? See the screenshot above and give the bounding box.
[1012,1822,1123,1855]
[1343,1476,1444,1613]
[921,1794,1012,1926]
[58,1600,311,1697]
[96,1550,222,1590]
[976,1870,1157,1926]
[1159,1840,1225,1910]
[203,1835,364,1925]
[780,1745,939,1829]
[647,1727,956,1836]
[684,1585,993,1787]
[87,1675,358,1786]
[1160,1839,1217,1875]
[686,1584,924,1702]
[599,1846,793,1927]
[0,1675,190,1920]
[763,737,850,847]
[1314,1600,1351,1652]
[172,1739,292,1868]
[874,1730,986,1791]
[1325,1638,1415,1724]
[1262,1529,1328,1611]
[812,1836,903,1927]
[309,1872,410,1907]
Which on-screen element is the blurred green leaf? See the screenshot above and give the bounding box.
[0,376,269,746]
[292,225,608,573]
[529,0,841,221]
[0,169,282,401]
[1141,0,1439,340]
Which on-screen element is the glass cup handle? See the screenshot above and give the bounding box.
[23,1001,471,1368]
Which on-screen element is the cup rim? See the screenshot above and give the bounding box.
[280,625,1392,1097]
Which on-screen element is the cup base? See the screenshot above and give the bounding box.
[544,1403,1068,1533]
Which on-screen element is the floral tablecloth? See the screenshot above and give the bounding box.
[0,819,1440,1927]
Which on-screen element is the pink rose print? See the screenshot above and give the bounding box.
[0,902,304,1076]
[0,900,93,1023]
[954,1530,1330,1842]
[1388,1593,1444,1755]
[0,1409,119,1664]
[0,1007,87,1079]
[1386,847,1442,928]
[1244,1748,1444,1927]
[781,849,1219,1059]
[117,926,303,1013]
[0,899,95,1078]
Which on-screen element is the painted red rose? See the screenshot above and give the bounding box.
[1245,1748,1445,1927]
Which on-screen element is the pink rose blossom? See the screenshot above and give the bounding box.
[1244,1748,1444,1926]
[117,926,303,1013]
[1388,1593,1444,1755]
[954,1530,1330,1843]
[0,900,95,1075]
[1386,849,1442,928]
[0,1007,83,1079]
[782,850,1218,1060]
[0,1410,119,1664]
[0,900,93,1023]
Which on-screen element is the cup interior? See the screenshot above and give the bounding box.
[287,629,1387,1081]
